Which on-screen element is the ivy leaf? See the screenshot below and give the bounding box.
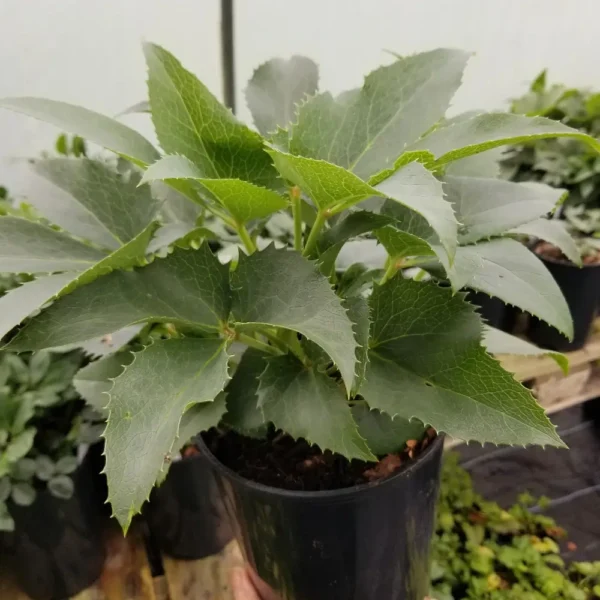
[0,98,159,166]
[445,177,565,244]
[346,295,370,394]
[481,326,568,375]
[267,151,457,261]
[440,238,572,338]
[7,245,230,351]
[246,56,319,135]
[224,348,268,437]
[73,352,134,415]
[32,158,161,251]
[144,43,277,188]
[0,275,73,340]
[257,355,375,461]
[231,245,357,394]
[407,113,600,167]
[509,218,581,266]
[352,405,426,456]
[0,217,106,273]
[171,392,227,457]
[362,277,564,447]
[141,155,287,224]
[105,338,230,530]
[289,49,470,180]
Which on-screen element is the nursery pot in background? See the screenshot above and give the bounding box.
[144,448,232,560]
[3,446,107,600]
[466,290,517,333]
[200,434,444,600]
[528,255,600,351]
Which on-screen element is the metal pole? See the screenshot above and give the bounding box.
[221,0,236,113]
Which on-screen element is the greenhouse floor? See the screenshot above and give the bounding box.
[458,398,600,562]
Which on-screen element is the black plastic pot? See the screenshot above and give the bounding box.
[466,290,517,332]
[144,451,232,560]
[3,446,107,600]
[528,255,600,351]
[200,435,444,600]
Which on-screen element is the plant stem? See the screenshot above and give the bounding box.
[237,223,257,254]
[290,186,303,252]
[379,257,399,285]
[236,332,281,356]
[302,210,328,257]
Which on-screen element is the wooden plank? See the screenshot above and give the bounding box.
[162,540,243,600]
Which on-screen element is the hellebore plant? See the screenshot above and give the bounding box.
[0,45,599,530]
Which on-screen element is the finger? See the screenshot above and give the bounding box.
[231,567,262,600]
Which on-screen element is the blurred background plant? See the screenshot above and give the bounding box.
[430,454,600,600]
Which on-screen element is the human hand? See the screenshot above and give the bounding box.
[231,567,262,600]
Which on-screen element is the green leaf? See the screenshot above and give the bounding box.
[245,56,319,135]
[152,181,202,224]
[445,177,565,244]
[257,355,375,460]
[4,429,36,463]
[362,276,564,447]
[11,458,36,481]
[48,475,74,500]
[231,245,357,394]
[11,481,36,506]
[407,113,600,167]
[509,218,581,266]
[375,226,435,260]
[118,100,151,116]
[290,49,470,180]
[74,325,143,358]
[0,479,10,502]
[318,211,391,252]
[170,392,227,457]
[35,455,56,481]
[346,295,370,394]
[104,337,230,529]
[267,151,457,260]
[352,405,426,456]
[440,238,572,338]
[73,353,134,415]
[224,348,268,437]
[28,351,51,386]
[8,245,230,351]
[55,455,79,475]
[144,43,277,188]
[141,155,287,224]
[0,217,106,273]
[482,326,568,375]
[0,502,15,532]
[0,97,159,165]
[0,274,74,340]
[33,158,161,250]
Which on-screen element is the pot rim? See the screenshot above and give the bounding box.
[198,433,444,501]
[537,251,600,268]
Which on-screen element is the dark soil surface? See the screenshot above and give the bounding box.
[202,427,435,492]
[535,240,600,265]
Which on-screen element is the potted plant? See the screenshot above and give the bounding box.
[0,345,106,600]
[1,45,599,600]
[504,71,600,350]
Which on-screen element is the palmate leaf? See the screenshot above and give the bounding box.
[406,112,600,167]
[231,245,357,394]
[32,158,161,250]
[141,155,287,224]
[144,43,278,189]
[445,177,565,244]
[289,49,470,180]
[104,338,230,529]
[257,355,374,461]
[245,56,319,135]
[7,245,230,351]
[267,150,457,260]
[224,348,268,437]
[481,326,568,375]
[0,98,159,166]
[362,276,564,447]
[0,217,106,273]
[351,405,426,456]
[440,238,572,338]
[509,218,581,266]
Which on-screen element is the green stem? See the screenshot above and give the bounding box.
[236,332,281,356]
[290,186,303,252]
[379,257,399,285]
[302,210,328,257]
[237,223,257,254]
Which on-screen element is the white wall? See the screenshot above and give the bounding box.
[1,0,599,195]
